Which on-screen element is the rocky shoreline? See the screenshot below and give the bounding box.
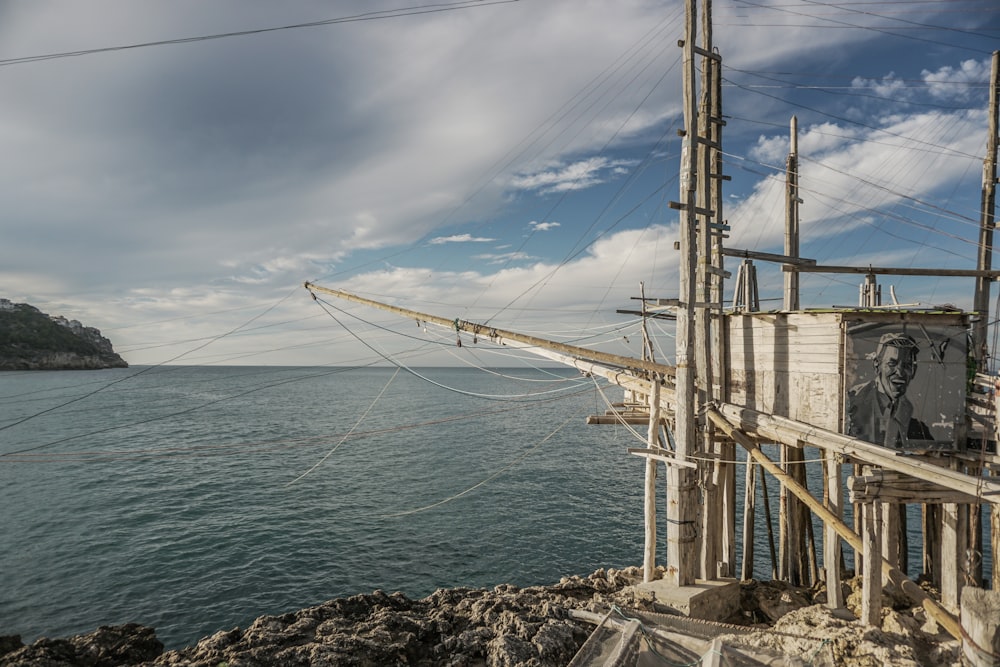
[0,299,127,371]
[0,567,960,666]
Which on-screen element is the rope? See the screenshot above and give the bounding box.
[286,367,401,486]
[380,411,578,517]
[313,296,595,401]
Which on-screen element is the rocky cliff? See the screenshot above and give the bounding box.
[0,569,960,667]
[0,299,128,370]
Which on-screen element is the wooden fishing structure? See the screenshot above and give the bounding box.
[306,0,1000,661]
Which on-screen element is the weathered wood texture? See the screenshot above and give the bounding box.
[861,501,883,627]
[961,586,1000,667]
[848,469,981,505]
[726,312,842,430]
[706,406,963,640]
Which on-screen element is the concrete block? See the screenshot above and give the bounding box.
[631,578,740,621]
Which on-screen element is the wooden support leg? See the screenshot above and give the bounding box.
[861,500,883,627]
[720,439,736,579]
[993,470,1000,591]
[882,499,900,582]
[741,450,756,581]
[941,499,969,614]
[824,452,844,608]
[961,587,1000,667]
[643,381,661,583]
[923,503,941,587]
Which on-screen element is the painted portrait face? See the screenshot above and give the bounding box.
[874,345,917,400]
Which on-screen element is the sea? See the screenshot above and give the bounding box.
[0,365,993,650]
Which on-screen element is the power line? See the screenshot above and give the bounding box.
[0,0,520,67]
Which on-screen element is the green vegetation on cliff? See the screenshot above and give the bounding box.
[0,300,128,370]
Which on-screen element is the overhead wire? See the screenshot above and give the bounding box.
[311,295,599,401]
[0,1,522,67]
[0,285,302,438]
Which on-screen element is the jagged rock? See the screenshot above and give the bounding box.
[1,568,962,667]
[2,624,162,666]
[0,299,127,371]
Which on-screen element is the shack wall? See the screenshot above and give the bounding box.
[725,312,843,431]
[725,310,969,450]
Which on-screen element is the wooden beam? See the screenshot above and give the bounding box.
[715,402,1000,503]
[861,501,883,627]
[784,265,1000,278]
[304,283,678,378]
[848,470,982,505]
[824,452,844,608]
[723,247,816,266]
[705,406,963,640]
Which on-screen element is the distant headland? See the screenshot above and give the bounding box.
[0,298,128,371]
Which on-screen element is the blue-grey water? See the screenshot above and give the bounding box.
[0,366,654,649]
[0,365,992,650]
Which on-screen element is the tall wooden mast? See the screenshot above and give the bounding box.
[668,0,701,588]
[973,50,999,369]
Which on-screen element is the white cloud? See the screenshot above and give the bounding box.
[510,158,638,194]
[429,234,496,245]
[471,251,536,264]
[529,221,561,232]
[922,58,992,100]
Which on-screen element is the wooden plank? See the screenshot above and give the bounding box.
[994,469,1000,591]
[848,471,981,504]
[961,587,1000,667]
[824,451,844,608]
[740,450,756,581]
[861,501,883,627]
[705,406,962,640]
[643,380,661,583]
[715,402,1000,503]
[882,500,901,574]
[941,495,968,614]
[788,264,1000,277]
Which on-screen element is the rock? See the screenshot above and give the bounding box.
[2,624,162,666]
[0,300,127,371]
[2,568,963,667]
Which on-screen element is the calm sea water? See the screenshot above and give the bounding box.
[0,365,992,649]
[0,366,653,649]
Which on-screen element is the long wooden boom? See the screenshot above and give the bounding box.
[304,282,677,378]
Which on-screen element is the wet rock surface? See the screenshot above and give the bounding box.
[1,568,960,666]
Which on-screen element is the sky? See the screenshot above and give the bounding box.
[0,0,998,367]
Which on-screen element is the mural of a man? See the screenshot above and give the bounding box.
[846,332,933,448]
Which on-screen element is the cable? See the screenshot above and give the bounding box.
[285,367,400,485]
[380,410,579,517]
[0,286,301,438]
[0,1,521,67]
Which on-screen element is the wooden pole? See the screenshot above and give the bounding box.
[705,406,963,640]
[644,376,661,583]
[667,0,700,588]
[972,50,999,368]
[303,282,676,379]
[780,123,805,588]
[760,455,779,580]
[861,500,884,627]
[824,451,844,608]
[740,451,757,580]
[715,402,1000,501]
[784,115,800,311]
[962,586,1000,666]
[993,469,1000,591]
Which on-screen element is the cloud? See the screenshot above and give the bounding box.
[471,251,536,264]
[0,2,992,365]
[510,158,638,194]
[923,58,992,100]
[429,234,496,245]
